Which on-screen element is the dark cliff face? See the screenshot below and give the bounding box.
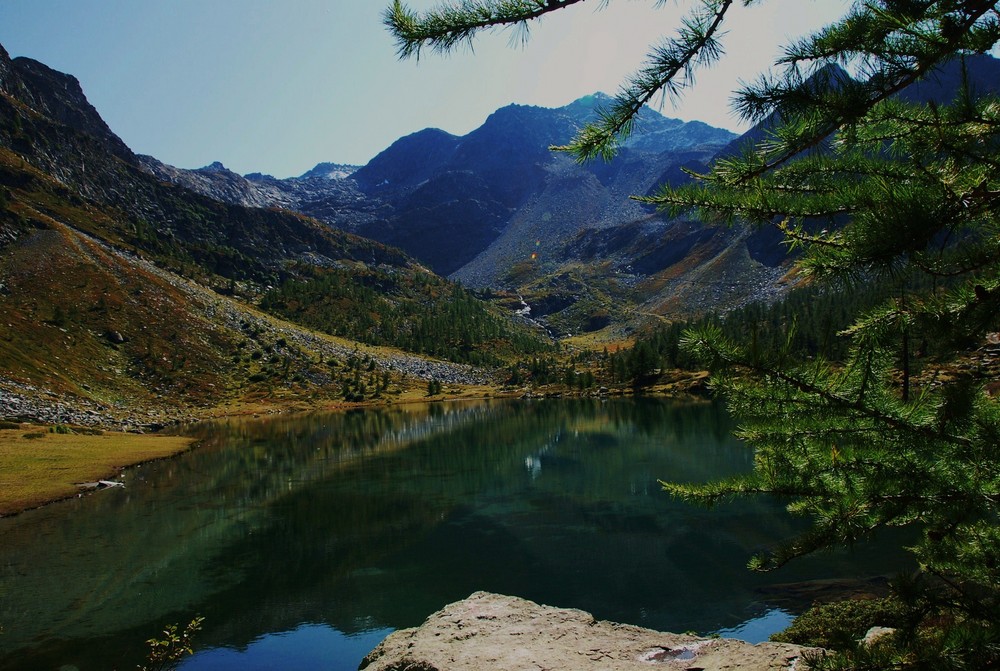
[344,98,738,278]
[0,46,136,164]
[0,44,19,99]
[353,127,460,193]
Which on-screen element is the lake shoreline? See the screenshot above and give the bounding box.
[0,426,198,517]
[0,370,711,518]
[1,367,711,431]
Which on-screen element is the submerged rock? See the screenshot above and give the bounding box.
[359,591,820,671]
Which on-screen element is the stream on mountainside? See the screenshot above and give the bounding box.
[0,398,911,671]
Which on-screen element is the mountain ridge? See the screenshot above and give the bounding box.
[6,42,998,351]
[138,92,739,319]
[0,40,548,428]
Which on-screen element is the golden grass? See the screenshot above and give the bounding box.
[0,427,195,516]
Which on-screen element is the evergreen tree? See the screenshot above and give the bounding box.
[387,1,1000,664]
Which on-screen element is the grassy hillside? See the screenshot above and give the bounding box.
[0,48,554,426]
[0,148,502,427]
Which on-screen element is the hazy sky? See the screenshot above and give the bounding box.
[0,0,851,177]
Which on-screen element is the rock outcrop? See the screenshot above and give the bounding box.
[360,592,820,671]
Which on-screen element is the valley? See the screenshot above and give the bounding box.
[139,93,797,335]
[2,39,999,519]
[0,38,765,442]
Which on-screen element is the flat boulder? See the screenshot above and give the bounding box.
[359,591,820,671]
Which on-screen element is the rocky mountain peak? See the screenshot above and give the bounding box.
[353,127,460,192]
[553,92,737,154]
[567,91,614,108]
[1,46,135,162]
[199,160,231,173]
[297,162,359,180]
[0,42,16,95]
[473,102,576,146]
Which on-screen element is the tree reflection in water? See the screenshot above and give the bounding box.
[0,398,910,671]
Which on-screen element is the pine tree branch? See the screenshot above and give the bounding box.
[725,0,1000,183]
[385,0,588,59]
[683,327,974,449]
[869,492,1000,505]
[751,515,885,571]
[553,0,737,162]
[634,181,857,222]
[776,220,846,249]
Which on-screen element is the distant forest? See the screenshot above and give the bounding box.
[260,265,552,367]
[610,274,943,384]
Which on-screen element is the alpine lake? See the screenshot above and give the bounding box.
[0,397,911,671]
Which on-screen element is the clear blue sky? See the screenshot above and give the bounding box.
[0,0,850,178]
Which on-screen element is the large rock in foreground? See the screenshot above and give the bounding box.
[360,592,819,671]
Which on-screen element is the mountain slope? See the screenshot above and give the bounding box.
[480,55,1000,333]
[0,45,412,285]
[351,97,736,278]
[0,141,499,429]
[103,53,1000,339]
[0,43,551,425]
[136,93,736,281]
[136,93,738,332]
